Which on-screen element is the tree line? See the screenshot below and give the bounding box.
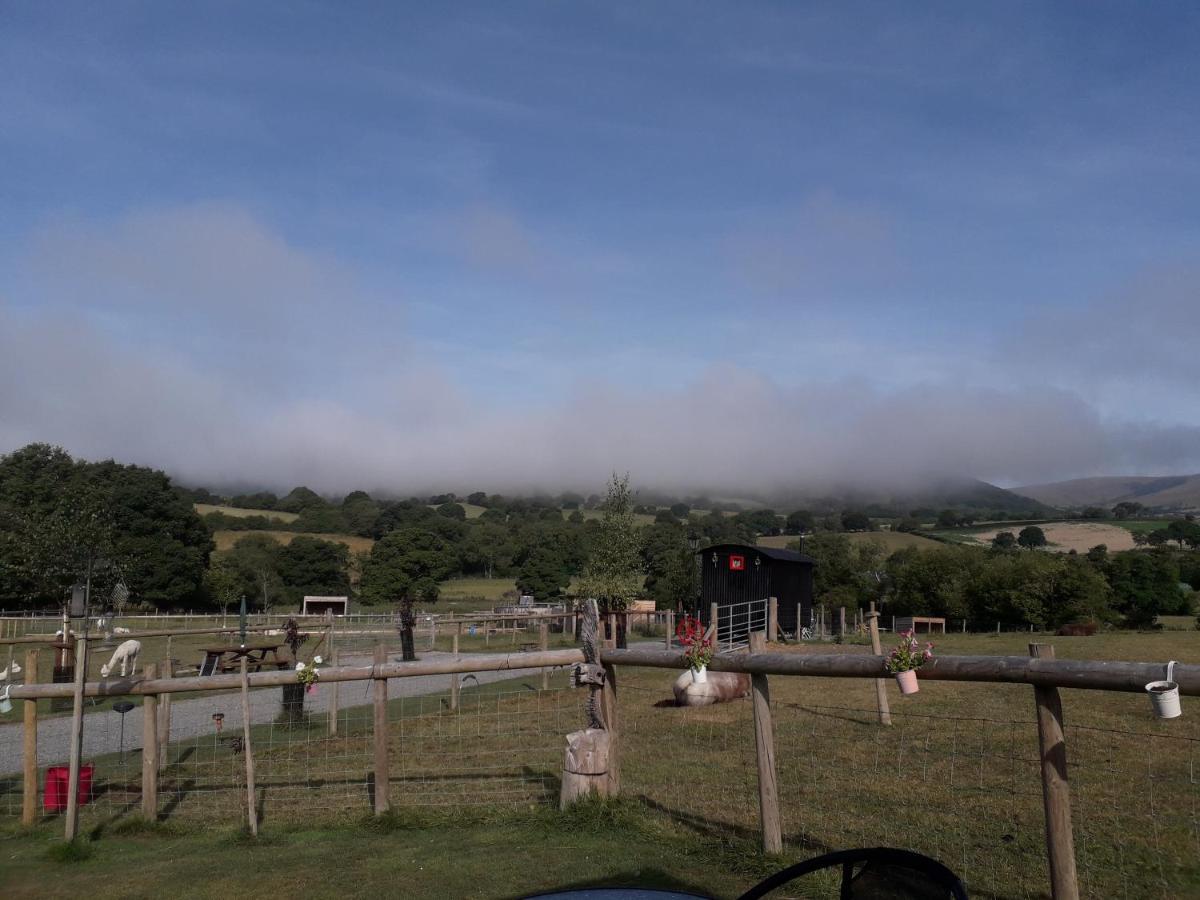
[798,532,1198,630]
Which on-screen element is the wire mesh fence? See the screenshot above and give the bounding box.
[2,647,1198,899]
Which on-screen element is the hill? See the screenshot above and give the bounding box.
[1013,475,1200,511]
[768,477,1052,518]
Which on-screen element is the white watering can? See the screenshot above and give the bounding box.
[0,685,12,715]
[1146,660,1181,720]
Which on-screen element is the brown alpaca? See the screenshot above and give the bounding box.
[672,669,751,707]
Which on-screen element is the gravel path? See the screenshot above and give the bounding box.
[0,651,561,775]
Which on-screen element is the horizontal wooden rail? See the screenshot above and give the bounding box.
[599,648,1200,696]
[7,646,1196,700]
[4,648,587,699]
[0,625,276,645]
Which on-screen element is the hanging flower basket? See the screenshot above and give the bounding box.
[884,630,934,696]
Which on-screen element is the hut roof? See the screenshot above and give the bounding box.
[698,543,815,565]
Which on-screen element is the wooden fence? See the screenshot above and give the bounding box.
[7,634,1196,898]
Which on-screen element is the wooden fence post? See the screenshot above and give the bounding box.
[328,648,340,736]
[64,635,88,841]
[141,663,159,820]
[22,648,38,826]
[373,644,390,815]
[239,657,257,836]
[1030,644,1079,900]
[665,610,674,649]
[838,606,847,636]
[158,658,173,770]
[867,602,892,726]
[767,597,778,642]
[600,662,620,795]
[540,622,550,690]
[450,634,460,712]
[747,632,782,852]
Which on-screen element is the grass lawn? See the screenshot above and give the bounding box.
[194,504,298,523]
[211,530,376,554]
[0,800,763,900]
[4,631,1199,898]
[434,577,518,602]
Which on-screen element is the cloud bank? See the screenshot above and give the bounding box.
[3,205,1199,497]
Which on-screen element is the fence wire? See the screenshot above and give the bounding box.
[3,653,1199,900]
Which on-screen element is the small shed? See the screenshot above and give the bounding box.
[301,595,349,617]
[698,544,815,637]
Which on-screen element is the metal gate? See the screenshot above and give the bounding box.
[716,598,768,650]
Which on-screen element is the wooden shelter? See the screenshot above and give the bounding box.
[698,544,815,636]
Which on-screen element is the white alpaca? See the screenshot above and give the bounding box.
[112,626,131,635]
[100,640,142,678]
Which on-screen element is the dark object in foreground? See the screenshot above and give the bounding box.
[735,847,968,900]
[524,848,967,900]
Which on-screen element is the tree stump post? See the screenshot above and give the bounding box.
[560,729,610,808]
[768,597,778,642]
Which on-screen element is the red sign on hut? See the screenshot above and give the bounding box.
[729,554,745,571]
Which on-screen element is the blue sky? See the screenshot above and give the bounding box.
[2,2,1199,494]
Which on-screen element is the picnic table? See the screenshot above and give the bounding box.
[199,643,291,676]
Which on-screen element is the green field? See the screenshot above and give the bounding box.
[434,577,517,601]
[194,503,298,523]
[211,529,375,555]
[756,531,947,552]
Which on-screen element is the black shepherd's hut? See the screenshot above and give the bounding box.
[697,544,815,638]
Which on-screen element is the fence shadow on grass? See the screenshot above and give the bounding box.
[501,868,715,900]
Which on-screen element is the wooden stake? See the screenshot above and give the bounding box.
[64,635,87,841]
[158,658,173,770]
[21,648,38,827]
[665,610,674,649]
[750,665,782,853]
[141,663,158,819]
[867,602,892,726]
[540,622,549,690]
[1029,644,1079,900]
[450,635,460,712]
[839,606,847,636]
[599,662,620,795]
[709,602,719,648]
[373,644,389,814]
[768,597,778,642]
[239,657,257,836]
[328,648,340,736]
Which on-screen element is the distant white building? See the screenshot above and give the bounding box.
[301,595,349,616]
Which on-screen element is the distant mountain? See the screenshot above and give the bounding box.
[1013,475,1200,511]
[764,478,1053,517]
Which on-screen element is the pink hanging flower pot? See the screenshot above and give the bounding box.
[895,669,919,695]
[884,630,934,698]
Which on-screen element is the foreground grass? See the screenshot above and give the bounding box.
[0,799,765,900]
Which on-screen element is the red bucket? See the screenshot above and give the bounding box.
[44,764,94,812]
